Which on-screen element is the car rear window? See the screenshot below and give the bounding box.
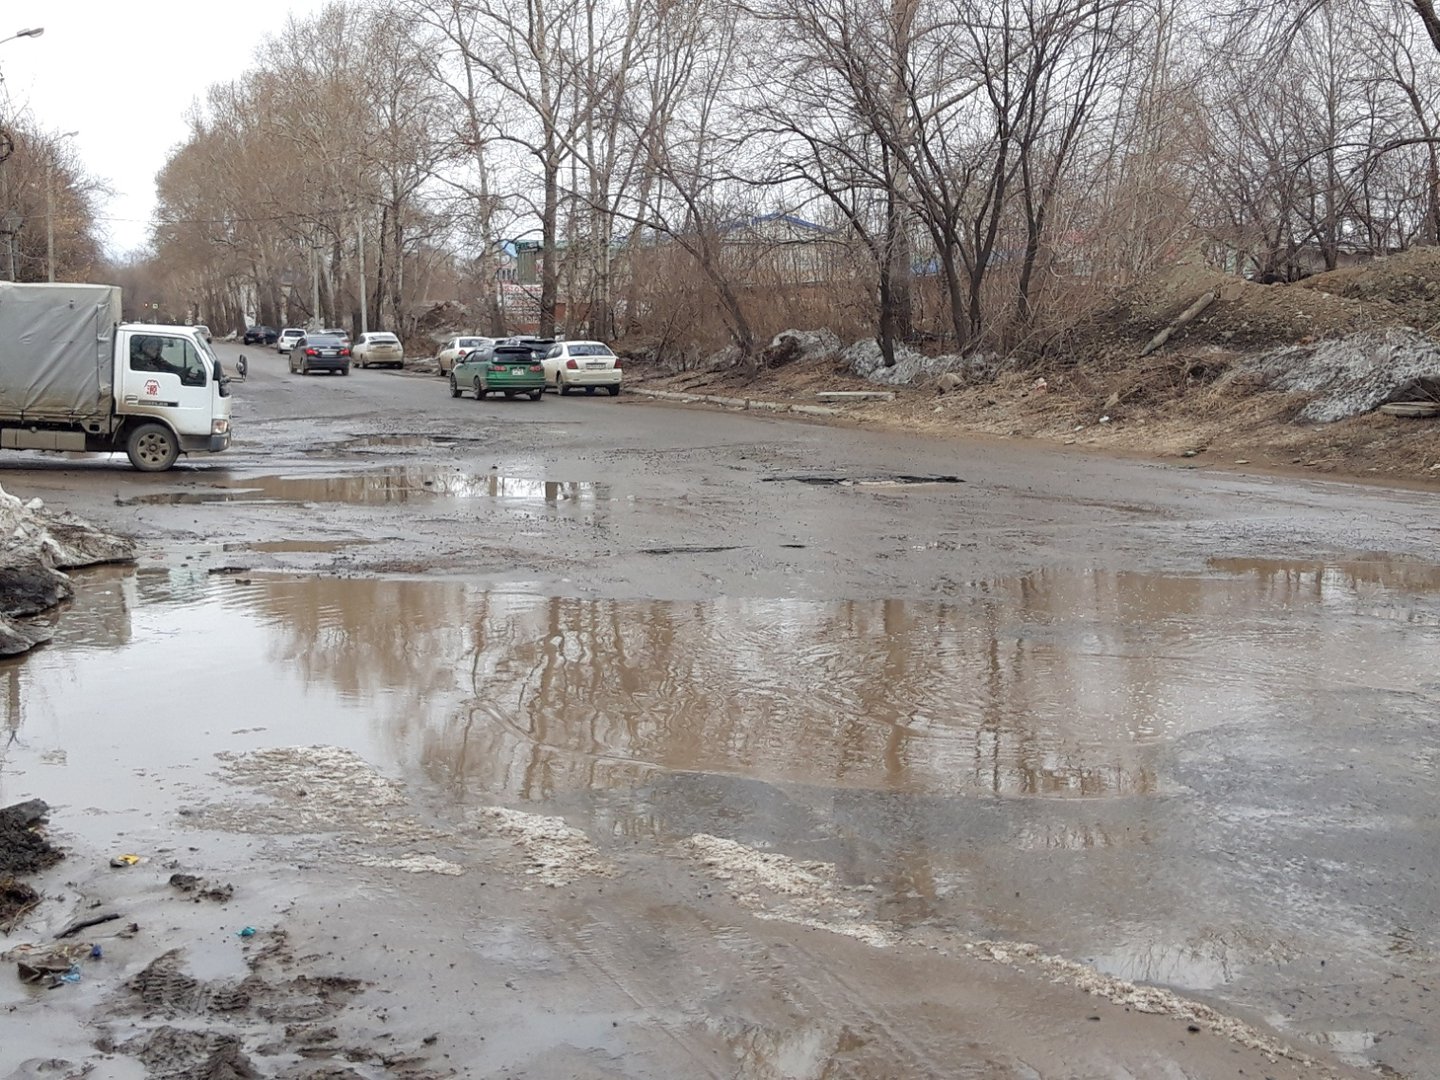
[569,344,614,357]
[307,334,345,346]
[492,346,532,359]
[458,338,483,348]
[282,328,302,336]
[370,334,400,344]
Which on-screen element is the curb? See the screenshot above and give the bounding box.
[629,388,847,418]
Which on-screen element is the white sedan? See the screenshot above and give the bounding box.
[543,341,622,396]
[276,327,305,354]
[435,336,493,376]
[353,332,405,369]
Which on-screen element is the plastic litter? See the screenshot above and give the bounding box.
[89,945,103,960]
[109,854,142,867]
[236,926,257,938]
[59,964,81,984]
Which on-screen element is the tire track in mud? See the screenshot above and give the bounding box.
[555,888,979,1079]
[560,908,732,1079]
[768,940,1000,1079]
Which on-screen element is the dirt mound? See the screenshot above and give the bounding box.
[1298,246,1440,328]
[0,799,63,876]
[1057,260,1402,363]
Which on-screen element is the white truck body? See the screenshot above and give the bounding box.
[0,282,232,470]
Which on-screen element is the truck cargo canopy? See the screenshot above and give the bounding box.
[0,282,121,422]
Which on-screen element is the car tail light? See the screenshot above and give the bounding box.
[305,348,318,356]
[491,364,506,372]
[339,348,351,357]
[530,364,542,372]
[566,358,578,369]
[613,356,622,368]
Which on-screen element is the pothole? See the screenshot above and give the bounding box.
[762,474,964,487]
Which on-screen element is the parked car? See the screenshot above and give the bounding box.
[276,328,305,354]
[244,325,278,345]
[288,332,351,376]
[353,332,405,369]
[513,336,555,361]
[543,340,622,396]
[194,324,213,343]
[450,343,544,400]
[435,336,493,376]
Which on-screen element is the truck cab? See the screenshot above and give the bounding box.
[115,324,232,469]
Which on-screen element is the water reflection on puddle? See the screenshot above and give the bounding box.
[118,470,608,506]
[7,557,1438,808]
[4,556,1438,1020]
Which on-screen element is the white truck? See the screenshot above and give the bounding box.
[0,282,232,471]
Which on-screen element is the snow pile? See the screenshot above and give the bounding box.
[764,328,841,367]
[2,484,135,655]
[1243,327,1440,422]
[844,339,993,387]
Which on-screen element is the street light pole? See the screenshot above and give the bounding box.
[46,130,78,283]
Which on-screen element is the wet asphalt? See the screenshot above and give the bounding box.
[0,343,1436,1077]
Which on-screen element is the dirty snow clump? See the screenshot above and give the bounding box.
[1,483,135,655]
[843,338,923,379]
[471,806,614,885]
[844,339,993,387]
[682,834,899,948]
[356,853,466,876]
[1243,326,1440,422]
[764,328,841,367]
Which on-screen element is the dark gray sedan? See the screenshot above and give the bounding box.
[289,333,352,376]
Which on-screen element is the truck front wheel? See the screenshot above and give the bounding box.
[126,423,180,472]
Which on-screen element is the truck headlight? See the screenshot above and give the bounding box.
[211,419,230,435]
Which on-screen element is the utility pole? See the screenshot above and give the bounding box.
[309,243,321,329]
[1,208,21,281]
[356,214,368,334]
[46,130,78,282]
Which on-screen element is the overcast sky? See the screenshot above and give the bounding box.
[1,0,330,257]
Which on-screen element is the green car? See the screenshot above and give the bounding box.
[450,343,546,400]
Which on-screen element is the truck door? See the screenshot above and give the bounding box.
[117,332,215,438]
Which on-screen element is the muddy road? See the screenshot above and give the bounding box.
[1,343,1436,1078]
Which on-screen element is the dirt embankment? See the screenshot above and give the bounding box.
[630,249,1440,484]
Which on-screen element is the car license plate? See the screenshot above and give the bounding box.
[586,361,606,369]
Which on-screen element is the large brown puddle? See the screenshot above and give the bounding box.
[3,555,1438,1066]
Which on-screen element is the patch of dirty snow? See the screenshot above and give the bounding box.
[684,834,833,898]
[203,745,440,851]
[1,485,135,568]
[842,338,923,379]
[470,806,613,886]
[843,339,994,387]
[682,834,897,947]
[217,745,405,815]
[766,328,841,366]
[1243,326,1440,422]
[355,853,466,876]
